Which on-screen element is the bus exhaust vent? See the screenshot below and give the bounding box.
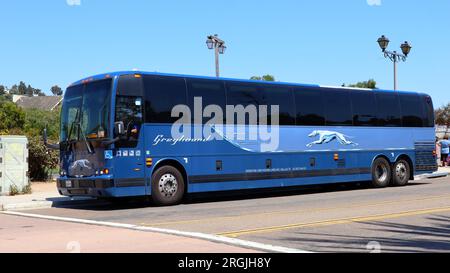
[414,141,437,172]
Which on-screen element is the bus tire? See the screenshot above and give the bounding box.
[151,165,185,206]
[391,159,410,186]
[371,157,391,188]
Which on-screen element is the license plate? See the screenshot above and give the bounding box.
[66,180,72,188]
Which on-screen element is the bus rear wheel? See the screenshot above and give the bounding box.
[371,157,391,188]
[391,159,410,186]
[151,165,185,206]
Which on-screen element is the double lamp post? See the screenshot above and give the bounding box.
[377,35,412,91]
[206,34,227,77]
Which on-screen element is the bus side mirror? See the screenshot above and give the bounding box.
[115,121,125,136]
[42,127,59,150]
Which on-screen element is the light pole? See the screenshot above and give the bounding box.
[377,35,412,90]
[206,34,227,77]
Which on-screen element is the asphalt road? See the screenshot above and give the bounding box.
[22,176,450,253]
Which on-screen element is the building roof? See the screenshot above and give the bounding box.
[15,95,62,111]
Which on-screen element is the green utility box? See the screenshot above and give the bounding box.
[0,136,29,195]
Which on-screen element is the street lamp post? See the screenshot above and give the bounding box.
[377,35,412,90]
[206,34,227,77]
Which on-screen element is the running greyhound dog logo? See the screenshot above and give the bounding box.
[69,159,92,171]
[307,130,358,147]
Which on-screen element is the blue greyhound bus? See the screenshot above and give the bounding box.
[52,71,437,205]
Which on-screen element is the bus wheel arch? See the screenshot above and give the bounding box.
[151,159,188,205]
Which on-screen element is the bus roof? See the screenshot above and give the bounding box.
[70,70,424,95]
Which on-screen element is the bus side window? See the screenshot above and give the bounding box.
[323,88,353,126]
[375,92,401,127]
[421,94,435,127]
[225,82,261,125]
[115,74,144,148]
[115,96,143,147]
[186,79,226,124]
[351,91,378,126]
[143,76,188,124]
[399,93,424,127]
[259,85,296,126]
[294,87,325,126]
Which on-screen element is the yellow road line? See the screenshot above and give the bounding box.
[140,193,450,227]
[218,206,450,238]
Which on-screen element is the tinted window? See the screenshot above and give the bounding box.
[350,91,378,126]
[117,74,143,96]
[81,79,112,138]
[115,96,143,148]
[294,87,325,126]
[225,82,261,125]
[421,94,435,127]
[376,92,402,127]
[143,76,187,123]
[61,85,83,141]
[186,79,226,124]
[400,93,423,127]
[323,89,352,126]
[260,85,296,125]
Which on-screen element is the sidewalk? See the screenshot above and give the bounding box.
[0,182,92,211]
[0,213,257,253]
[416,166,450,179]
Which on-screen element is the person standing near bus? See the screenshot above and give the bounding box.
[438,136,450,167]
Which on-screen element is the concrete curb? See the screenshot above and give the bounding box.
[415,172,449,180]
[425,172,449,178]
[1,200,53,211]
[0,197,95,212]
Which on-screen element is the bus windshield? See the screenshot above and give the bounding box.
[61,79,112,142]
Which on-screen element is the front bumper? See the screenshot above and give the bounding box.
[57,178,114,197]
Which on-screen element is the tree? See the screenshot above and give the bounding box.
[435,103,450,127]
[26,84,34,96]
[0,85,5,96]
[18,81,27,95]
[51,85,63,96]
[9,84,19,95]
[343,79,377,89]
[250,74,276,81]
[35,88,45,96]
[0,100,25,133]
[23,108,60,141]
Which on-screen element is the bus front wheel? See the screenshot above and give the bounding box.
[151,165,185,206]
[391,159,410,186]
[371,157,391,188]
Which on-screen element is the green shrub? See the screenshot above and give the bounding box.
[9,184,20,196]
[28,136,59,181]
[22,184,32,194]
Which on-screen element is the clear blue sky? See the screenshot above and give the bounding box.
[0,0,449,107]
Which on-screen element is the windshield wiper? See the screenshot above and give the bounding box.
[65,109,94,154]
[64,109,79,152]
[77,122,94,154]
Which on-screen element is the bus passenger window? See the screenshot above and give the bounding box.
[351,91,378,126]
[376,92,401,127]
[294,87,325,126]
[399,93,423,127]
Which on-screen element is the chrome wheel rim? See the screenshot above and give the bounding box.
[395,162,407,181]
[376,164,388,182]
[158,173,178,198]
